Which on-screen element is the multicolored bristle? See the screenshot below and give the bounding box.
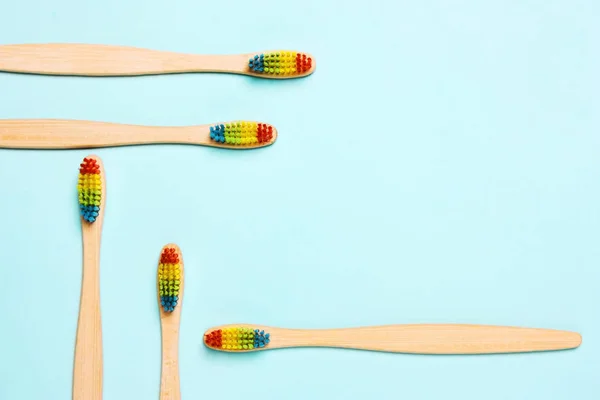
[204,327,271,351]
[209,121,274,146]
[158,247,181,313]
[77,157,102,223]
[248,51,312,75]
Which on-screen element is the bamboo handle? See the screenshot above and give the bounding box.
[273,324,582,354]
[73,224,103,400]
[0,119,203,149]
[0,43,244,76]
[160,325,181,400]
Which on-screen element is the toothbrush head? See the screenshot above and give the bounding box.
[209,121,276,147]
[77,156,104,223]
[157,244,183,314]
[248,51,314,77]
[204,326,271,351]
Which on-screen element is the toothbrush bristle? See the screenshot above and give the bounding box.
[158,247,181,313]
[248,51,312,75]
[209,121,274,146]
[204,327,271,351]
[77,157,102,223]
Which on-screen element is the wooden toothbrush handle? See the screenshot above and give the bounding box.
[272,324,582,354]
[160,324,181,400]
[0,43,245,76]
[73,225,103,400]
[0,119,206,149]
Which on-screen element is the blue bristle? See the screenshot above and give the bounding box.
[79,205,100,222]
[248,54,267,72]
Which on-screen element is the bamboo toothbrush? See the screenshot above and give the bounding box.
[157,244,184,400]
[73,155,106,400]
[204,324,582,354]
[0,44,315,78]
[0,119,277,149]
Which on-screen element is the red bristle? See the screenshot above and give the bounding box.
[79,158,100,174]
[205,331,223,348]
[160,248,179,264]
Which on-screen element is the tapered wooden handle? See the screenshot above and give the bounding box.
[272,324,582,354]
[73,280,102,400]
[73,224,103,400]
[160,327,181,400]
[207,324,581,354]
[0,119,203,148]
[0,43,244,76]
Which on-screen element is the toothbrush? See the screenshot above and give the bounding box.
[0,119,277,149]
[157,244,184,400]
[73,156,106,400]
[0,44,315,78]
[203,324,582,354]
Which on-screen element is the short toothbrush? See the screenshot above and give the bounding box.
[73,156,106,400]
[0,119,277,149]
[204,324,582,355]
[0,43,315,78]
[157,245,184,400]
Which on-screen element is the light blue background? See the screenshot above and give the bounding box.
[0,1,598,399]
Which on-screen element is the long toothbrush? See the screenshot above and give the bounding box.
[157,244,184,400]
[0,44,315,78]
[204,324,582,354]
[73,156,106,400]
[0,119,277,149]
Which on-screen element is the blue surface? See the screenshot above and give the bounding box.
[0,1,598,399]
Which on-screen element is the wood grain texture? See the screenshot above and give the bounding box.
[158,244,184,400]
[0,43,315,78]
[0,119,277,149]
[205,324,582,355]
[73,155,105,400]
